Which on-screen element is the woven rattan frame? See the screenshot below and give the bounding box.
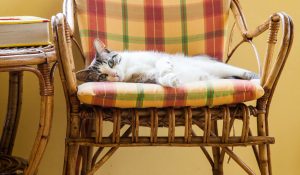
[0,45,57,174]
[52,0,294,174]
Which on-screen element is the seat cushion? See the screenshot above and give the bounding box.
[77,79,264,108]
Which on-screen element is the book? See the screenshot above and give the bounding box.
[0,16,51,48]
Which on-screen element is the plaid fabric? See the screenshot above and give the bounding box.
[76,0,230,65]
[77,79,264,108]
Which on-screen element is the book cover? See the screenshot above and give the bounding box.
[0,16,50,24]
[0,16,51,48]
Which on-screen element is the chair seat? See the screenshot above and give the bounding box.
[77,79,264,108]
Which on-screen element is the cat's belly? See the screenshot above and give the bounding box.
[175,68,220,84]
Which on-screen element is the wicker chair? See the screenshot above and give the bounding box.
[51,0,293,174]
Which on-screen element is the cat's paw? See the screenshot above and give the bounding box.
[242,72,260,80]
[169,76,181,87]
[158,73,182,87]
[145,70,158,83]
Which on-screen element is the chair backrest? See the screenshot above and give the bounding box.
[75,0,231,65]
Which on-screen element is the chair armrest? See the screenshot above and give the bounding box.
[261,13,294,90]
[230,0,294,92]
[51,13,78,96]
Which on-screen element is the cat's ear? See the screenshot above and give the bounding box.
[76,68,91,82]
[76,68,99,82]
[94,38,106,56]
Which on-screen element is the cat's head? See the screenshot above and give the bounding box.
[76,38,122,82]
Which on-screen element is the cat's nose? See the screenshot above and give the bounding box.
[112,72,119,77]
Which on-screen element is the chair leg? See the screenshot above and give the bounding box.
[258,144,269,175]
[212,147,223,175]
[81,120,94,174]
[81,146,93,175]
[257,112,269,175]
[63,113,81,175]
[211,121,224,175]
[62,143,79,175]
[0,72,23,155]
[266,144,272,175]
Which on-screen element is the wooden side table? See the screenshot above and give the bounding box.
[0,45,56,175]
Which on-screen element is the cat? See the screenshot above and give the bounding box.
[76,38,259,87]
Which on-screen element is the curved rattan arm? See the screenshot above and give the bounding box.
[263,13,293,90]
[230,0,249,38]
[230,0,273,40]
[230,1,294,91]
[63,0,87,64]
[51,13,78,96]
[63,0,75,35]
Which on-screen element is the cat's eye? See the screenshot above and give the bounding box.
[99,74,108,80]
[108,59,114,68]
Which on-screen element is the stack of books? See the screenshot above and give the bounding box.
[0,16,51,48]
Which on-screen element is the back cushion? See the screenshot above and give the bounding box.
[75,0,230,65]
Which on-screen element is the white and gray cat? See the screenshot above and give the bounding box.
[76,39,259,87]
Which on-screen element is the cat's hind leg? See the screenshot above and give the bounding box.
[209,63,259,80]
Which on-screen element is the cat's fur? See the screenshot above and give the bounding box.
[76,39,259,87]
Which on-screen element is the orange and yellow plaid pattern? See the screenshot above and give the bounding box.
[76,0,230,65]
[75,0,262,109]
[77,80,264,108]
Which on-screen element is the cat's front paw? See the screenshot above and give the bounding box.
[169,76,181,87]
[158,73,182,88]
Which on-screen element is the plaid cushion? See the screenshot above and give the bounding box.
[76,0,230,65]
[77,79,264,108]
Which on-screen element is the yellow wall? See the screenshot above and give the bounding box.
[0,0,299,175]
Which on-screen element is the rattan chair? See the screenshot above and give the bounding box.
[51,0,293,174]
